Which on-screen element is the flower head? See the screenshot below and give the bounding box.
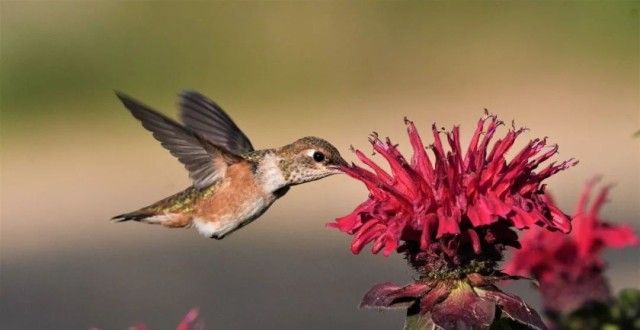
[330,115,575,261]
[505,179,639,314]
[329,115,576,329]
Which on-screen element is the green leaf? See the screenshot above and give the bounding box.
[404,303,440,330]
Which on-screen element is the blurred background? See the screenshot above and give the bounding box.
[1,2,639,329]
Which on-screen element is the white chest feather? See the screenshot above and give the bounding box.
[257,153,287,194]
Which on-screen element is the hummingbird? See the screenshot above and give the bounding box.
[112,91,347,239]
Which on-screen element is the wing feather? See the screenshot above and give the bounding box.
[116,91,242,188]
[179,90,254,154]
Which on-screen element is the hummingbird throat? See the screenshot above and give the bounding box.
[256,152,289,193]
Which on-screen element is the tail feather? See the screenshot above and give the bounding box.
[112,187,199,225]
[111,210,157,222]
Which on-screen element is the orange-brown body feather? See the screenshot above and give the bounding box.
[193,161,264,221]
[136,160,275,238]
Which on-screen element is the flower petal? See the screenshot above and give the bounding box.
[176,308,202,330]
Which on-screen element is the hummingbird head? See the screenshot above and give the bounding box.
[277,136,348,185]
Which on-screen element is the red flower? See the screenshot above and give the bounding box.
[505,179,639,314]
[329,115,576,329]
[330,115,574,257]
[130,308,203,330]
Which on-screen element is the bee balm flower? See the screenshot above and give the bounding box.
[329,115,577,329]
[505,179,639,315]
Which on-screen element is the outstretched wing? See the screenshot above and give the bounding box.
[116,91,243,188]
[178,90,254,155]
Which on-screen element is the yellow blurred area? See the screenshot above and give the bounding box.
[1,2,639,329]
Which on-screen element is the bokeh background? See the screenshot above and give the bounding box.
[1,2,639,329]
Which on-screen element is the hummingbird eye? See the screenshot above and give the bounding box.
[312,151,325,162]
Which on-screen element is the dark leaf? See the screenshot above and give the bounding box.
[430,281,496,330]
[475,287,546,330]
[419,282,450,315]
[361,282,429,310]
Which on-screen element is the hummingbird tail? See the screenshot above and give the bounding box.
[111,210,192,228]
[111,210,156,222]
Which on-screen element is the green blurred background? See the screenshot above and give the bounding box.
[1,1,639,329]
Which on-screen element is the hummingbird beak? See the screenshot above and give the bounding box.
[328,157,349,174]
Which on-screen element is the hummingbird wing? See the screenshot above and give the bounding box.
[116,92,243,189]
[178,90,255,155]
